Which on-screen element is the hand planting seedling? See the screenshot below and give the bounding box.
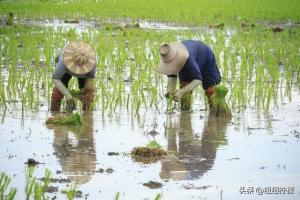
[209,85,232,118]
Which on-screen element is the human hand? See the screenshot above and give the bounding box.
[172,89,185,102]
[165,92,171,99]
[66,98,76,113]
[79,87,88,95]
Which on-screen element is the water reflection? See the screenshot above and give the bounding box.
[46,114,96,184]
[160,113,230,180]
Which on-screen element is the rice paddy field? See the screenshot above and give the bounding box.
[0,0,300,199]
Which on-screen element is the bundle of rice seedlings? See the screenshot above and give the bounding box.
[210,85,232,118]
[69,89,81,97]
[46,113,83,126]
[180,92,192,111]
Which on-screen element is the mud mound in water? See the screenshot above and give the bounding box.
[272,27,284,33]
[25,158,40,166]
[143,181,163,189]
[131,146,166,164]
[131,147,166,157]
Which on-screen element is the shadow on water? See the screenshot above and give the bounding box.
[46,114,96,184]
[160,112,231,181]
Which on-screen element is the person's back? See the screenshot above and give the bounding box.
[181,40,221,89]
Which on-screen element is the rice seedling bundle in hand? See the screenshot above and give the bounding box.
[210,86,232,118]
[69,89,82,97]
[45,113,83,126]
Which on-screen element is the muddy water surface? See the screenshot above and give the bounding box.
[0,90,300,200]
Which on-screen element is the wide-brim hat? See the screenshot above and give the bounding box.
[63,41,96,75]
[158,42,189,75]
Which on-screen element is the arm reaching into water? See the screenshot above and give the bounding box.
[173,79,202,101]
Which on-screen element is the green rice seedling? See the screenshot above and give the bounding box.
[210,85,232,118]
[45,113,83,126]
[63,183,77,200]
[69,89,81,97]
[25,167,52,200]
[154,193,162,200]
[41,169,51,197]
[6,12,14,26]
[146,140,162,149]
[0,80,7,108]
[25,167,36,200]
[165,93,175,113]
[0,172,17,200]
[114,192,120,200]
[149,86,158,108]
[180,92,192,111]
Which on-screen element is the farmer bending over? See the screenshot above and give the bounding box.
[158,40,221,110]
[50,41,96,113]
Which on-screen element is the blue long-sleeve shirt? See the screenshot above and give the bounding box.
[169,40,221,89]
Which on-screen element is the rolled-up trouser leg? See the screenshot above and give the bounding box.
[50,74,72,112]
[180,81,192,111]
[50,87,64,112]
[205,86,215,110]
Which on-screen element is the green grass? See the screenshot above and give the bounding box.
[1,0,300,25]
[147,140,162,149]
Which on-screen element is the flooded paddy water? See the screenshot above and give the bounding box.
[0,18,300,200]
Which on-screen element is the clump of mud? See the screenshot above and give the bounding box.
[131,147,166,157]
[208,22,224,29]
[94,168,114,174]
[62,189,83,198]
[131,146,167,164]
[107,152,120,156]
[64,19,79,23]
[272,27,284,33]
[46,186,58,193]
[39,177,71,184]
[143,181,163,189]
[25,158,40,166]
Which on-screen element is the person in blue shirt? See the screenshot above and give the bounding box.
[158,40,221,110]
[50,41,97,113]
